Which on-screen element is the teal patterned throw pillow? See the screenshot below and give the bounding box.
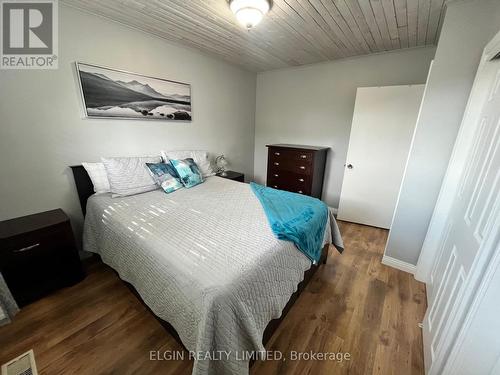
[170,158,204,188]
[146,163,183,194]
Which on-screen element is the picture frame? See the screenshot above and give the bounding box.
[75,62,192,121]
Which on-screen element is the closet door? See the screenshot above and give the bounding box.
[419,31,500,375]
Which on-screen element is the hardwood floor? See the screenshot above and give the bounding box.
[0,221,426,375]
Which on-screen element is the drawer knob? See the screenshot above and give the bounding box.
[300,155,307,159]
[273,185,278,188]
[298,190,303,194]
[298,178,304,182]
[13,243,40,253]
[299,166,305,170]
[274,162,280,166]
[274,152,280,156]
[274,174,279,177]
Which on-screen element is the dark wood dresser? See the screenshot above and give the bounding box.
[266,144,329,199]
[0,209,84,307]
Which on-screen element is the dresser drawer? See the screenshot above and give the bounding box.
[267,181,311,195]
[269,148,314,163]
[268,170,311,186]
[0,225,71,262]
[268,158,312,175]
[267,171,311,195]
[1,245,81,306]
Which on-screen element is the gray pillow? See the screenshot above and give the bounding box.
[101,156,161,197]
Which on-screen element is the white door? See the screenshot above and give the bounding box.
[338,85,425,228]
[421,32,500,374]
[444,248,500,375]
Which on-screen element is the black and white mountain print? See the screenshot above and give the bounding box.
[77,63,191,121]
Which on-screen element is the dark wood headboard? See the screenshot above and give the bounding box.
[70,165,94,216]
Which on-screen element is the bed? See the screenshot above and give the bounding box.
[71,166,343,375]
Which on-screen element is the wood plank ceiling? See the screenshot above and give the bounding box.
[62,0,446,71]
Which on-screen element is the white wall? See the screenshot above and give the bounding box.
[0,6,257,233]
[385,0,500,266]
[254,47,435,208]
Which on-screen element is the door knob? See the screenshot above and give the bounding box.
[347,164,353,169]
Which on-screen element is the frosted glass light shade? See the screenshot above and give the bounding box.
[229,0,271,29]
[216,155,228,169]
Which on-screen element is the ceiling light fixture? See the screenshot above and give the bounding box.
[229,0,272,30]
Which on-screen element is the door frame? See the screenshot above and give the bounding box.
[415,30,500,374]
[415,30,500,284]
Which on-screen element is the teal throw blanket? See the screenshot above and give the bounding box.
[250,182,328,263]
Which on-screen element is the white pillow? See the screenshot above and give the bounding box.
[82,162,111,194]
[101,156,162,197]
[161,150,215,177]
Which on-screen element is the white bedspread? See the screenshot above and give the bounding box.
[83,177,343,375]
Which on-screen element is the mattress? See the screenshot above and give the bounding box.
[83,176,343,375]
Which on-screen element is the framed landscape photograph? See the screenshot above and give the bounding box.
[76,62,191,121]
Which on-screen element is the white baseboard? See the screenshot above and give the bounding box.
[382,255,417,275]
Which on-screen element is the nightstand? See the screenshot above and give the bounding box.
[216,170,244,182]
[0,209,84,307]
